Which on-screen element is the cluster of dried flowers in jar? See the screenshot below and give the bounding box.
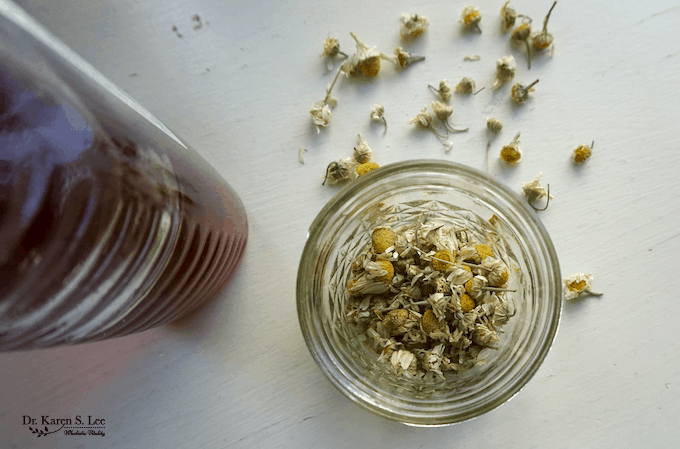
[322,133,379,185]
[346,218,517,379]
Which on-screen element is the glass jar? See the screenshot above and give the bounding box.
[297,160,561,426]
[0,1,248,351]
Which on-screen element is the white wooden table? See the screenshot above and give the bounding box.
[2,0,679,447]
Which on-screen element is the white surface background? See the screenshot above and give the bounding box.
[1,0,679,447]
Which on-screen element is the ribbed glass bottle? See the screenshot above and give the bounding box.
[0,1,248,351]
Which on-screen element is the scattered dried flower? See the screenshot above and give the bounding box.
[500,1,517,31]
[320,36,344,58]
[500,132,522,164]
[485,117,503,171]
[320,35,348,70]
[353,133,373,163]
[322,158,351,185]
[343,32,382,77]
[563,273,603,300]
[532,1,557,50]
[356,162,380,176]
[391,46,426,69]
[455,77,484,95]
[512,17,533,69]
[428,80,453,102]
[400,13,430,38]
[464,54,481,61]
[322,158,356,185]
[486,117,503,134]
[431,100,469,133]
[370,104,388,135]
[522,172,553,211]
[511,79,539,104]
[572,142,593,164]
[310,100,334,131]
[492,56,517,90]
[460,5,482,33]
[409,107,447,139]
[298,147,307,164]
[310,68,342,132]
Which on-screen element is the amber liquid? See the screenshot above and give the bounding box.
[0,44,247,351]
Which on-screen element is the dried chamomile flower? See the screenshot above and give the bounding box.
[467,275,488,301]
[572,142,593,164]
[533,1,557,51]
[431,250,455,272]
[391,349,418,377]
[563,273,603,300]
[310,68,342,132]
[460,5,482,33]
[370,104,387,134]
[493,298,515,326]
[370,260,394,283]
[356,162,380,176]
[500,132,522,164]
[431,101,469,133]
[511,79,539,104]
[320,36,346,59]
[392,46,426,69]
[322,158,355,185]
[320,35,348,70]
[422,309,441,334]
[455,77,484,95]
[400,13,430,39]
[486,117,503,135]
[485,117,503,170]
[492,56,516,90]
[428,79,453,102]
[512,17,533,69]
[422,344,445,375]
[460,293,476,313]
[471,323,500,347]
[353,133,373,163]
[448,266,473,285]
[475,244,495,261]
[522,172,553,211]
[500,1,517,32]
[343,32,382,77]
[481,257,509,287]
[383,309,410,334]
[409,107,447,139]
[372,226,397,253]
[310,100,334,131]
